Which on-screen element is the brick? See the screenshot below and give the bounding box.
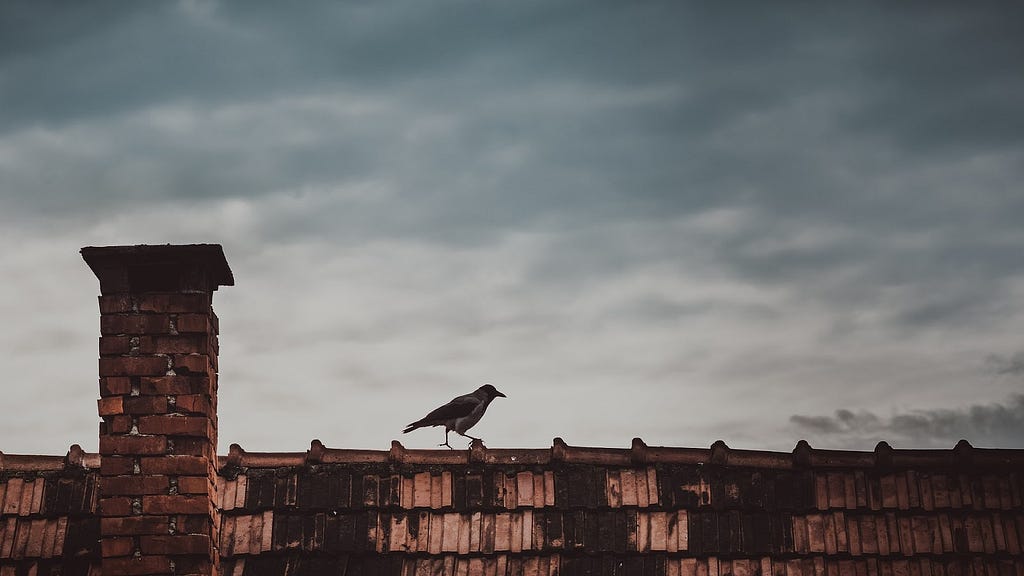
[98,396,124,416]
[140,456,209,476]
[99,294,134,314]
[101,475,169,496]
[172,355,210,375]
[170,437,213,458]
[107,415,133,434]
[102,555,173,575]
[101,536,135,557]
[140,375,211,396]
[138,415,209,436]
[175,557,212,575]
[99,336,132,355]
[100,435,167,456]
[140,534,211,555]
[100,314,171,335]
[101,456,136,476]
[180,514,212,535]
[99,497,134,517]
[175,394,211,415]
[143,495,210,515]
[138,335,208,355]
[136,293,209,313]
[177,476,211,495]
[101,515,170,535]
[175,314,211,333]
[99,356,168,377]
[124,396,169,414]
[100,377,133,396]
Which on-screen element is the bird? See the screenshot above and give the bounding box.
[403,384,506,449]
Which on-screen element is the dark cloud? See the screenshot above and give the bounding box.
[790,395,1024,449]
[986,352,1024,376]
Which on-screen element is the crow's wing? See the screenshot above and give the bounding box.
[419,395,479,422]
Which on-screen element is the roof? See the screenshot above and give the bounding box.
[5,439,1021,575]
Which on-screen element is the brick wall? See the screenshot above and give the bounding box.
[83,245,233,576]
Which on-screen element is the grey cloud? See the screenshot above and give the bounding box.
[790,395,1024,449]
[986,352,1024,376]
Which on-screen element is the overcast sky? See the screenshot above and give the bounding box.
[2,2,1023,456]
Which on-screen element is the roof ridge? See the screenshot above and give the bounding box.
[212,437,1024,470]
[5,438,1023,473]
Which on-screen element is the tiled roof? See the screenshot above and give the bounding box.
[214,439,1024,576]
[0,446,101,576]
[3,439,1023,575]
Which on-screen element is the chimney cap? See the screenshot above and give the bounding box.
[82,243,234,293]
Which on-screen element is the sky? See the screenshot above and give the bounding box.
[1,1,1023,455]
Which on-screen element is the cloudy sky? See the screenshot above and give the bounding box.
[2,2,1023,456]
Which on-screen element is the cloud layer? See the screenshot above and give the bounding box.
[1,2,1022,454]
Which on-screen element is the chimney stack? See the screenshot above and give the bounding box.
[82,245,233,576]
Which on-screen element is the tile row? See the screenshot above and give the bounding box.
[0,475,99,518]
[0,517,67,560]
[219,509,1024,558]
[221,553,565,576]
[0,515,96,562]
[218,554,1024,576]
[217,468,1024,513]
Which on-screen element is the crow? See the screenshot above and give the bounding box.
[403,384,506,449]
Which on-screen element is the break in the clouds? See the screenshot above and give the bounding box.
[1,1,1023,454]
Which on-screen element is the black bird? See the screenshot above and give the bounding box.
[403,384,506,449]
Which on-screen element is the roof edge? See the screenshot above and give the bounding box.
[5,439,1023,473]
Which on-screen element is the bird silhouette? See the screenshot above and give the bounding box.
[403,384,506,449]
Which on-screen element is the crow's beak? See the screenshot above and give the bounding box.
[496,391,507,398]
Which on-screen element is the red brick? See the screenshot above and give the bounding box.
[169,437,213,457]
[99,294,134,313]
[180,515,212,535]
[100,456,136,476]
[140,376,210,395]
[138,415,209,436]
[101,536,135,557]
[176,476,211,495]
[143,495,210,515]
[101,515,170,535]
[102,555,173,575]
[175,557,212,575]
[100,475,169,496]
[100,377,133,396]
[139,456,209,476]
[99,497,134,517]
[171,355,210,375]
[99,336,132,355]
[138,335,208,355]
[107,415,133,434]
[100,314,171,335]
[174,394,211,415]
[99,356,168,377]
[101,458,137,479]
[175,314,210,333]
[98,396,124,417]
[124,396,169,414]
[100,435,167,456]
[137,293,209,314]
[140,534,210,555]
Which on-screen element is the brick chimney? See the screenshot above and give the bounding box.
[82,245,233,576]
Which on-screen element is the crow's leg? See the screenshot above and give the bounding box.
[439,429,454,450]
[457,431,482,444]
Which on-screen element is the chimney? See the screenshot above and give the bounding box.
[82,245,233,576]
